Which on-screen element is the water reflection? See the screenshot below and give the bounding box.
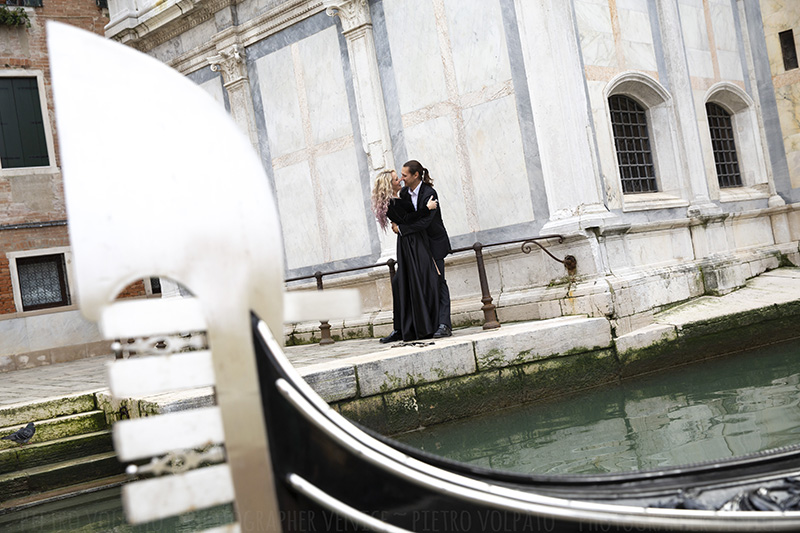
[395,338,800,475]
[0,487,235,533]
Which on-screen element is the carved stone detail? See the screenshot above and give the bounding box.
[324,0,369,34]
[208,44,245,86]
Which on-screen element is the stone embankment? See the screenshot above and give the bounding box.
[85,268,800,437]
[299,268,800,435]
[104,268,800,437]
[0,393,125,509]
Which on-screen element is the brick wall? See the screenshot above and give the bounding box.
[0,225,70,314]
[0,0,127,316]
[0,224,148,315]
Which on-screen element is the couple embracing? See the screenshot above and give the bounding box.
[371,160,452,343]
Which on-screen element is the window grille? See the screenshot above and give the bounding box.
[16,254,70,311]
[780,30,799,71]
[706,102,743,188]
[150,277,162,294]
[609,95,658,194]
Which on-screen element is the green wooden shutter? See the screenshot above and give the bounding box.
[0,78,25,169]
[0,78,49,169]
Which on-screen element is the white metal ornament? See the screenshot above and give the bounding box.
[47,21,360,532]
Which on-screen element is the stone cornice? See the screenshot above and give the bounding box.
[238,0,324,48]
[165,0,325,75]
[117,0,235,52]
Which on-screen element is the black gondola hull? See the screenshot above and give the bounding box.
[252,315,800,532]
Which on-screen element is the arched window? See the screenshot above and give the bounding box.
[609,95,657,193]
[705,102,743,188]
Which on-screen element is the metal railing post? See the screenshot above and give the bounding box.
[387,258,396,279]
[473,243,500,330]
[315,271,334,345]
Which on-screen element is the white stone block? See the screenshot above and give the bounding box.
[473,316,611,370]
[255,48,304,159]
[383,0,447,113]
[619,7,653,44]
[444,0,511,95]
[615,323,677,356]
[298,27,352,145]
[300,363,358,402]
[731,217,775,250]
[355,341,476,397]
[0,317,29,355]
[316,149,371,262]
[273,161,323,269]
[463,96,534,230]
[25,310,103,352]
[404,116,470,236]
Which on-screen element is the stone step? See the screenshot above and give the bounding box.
[0,430,113,475]
[0,410,107,451]
[0,392,98,428]
[0,451,124,502]
[0,473,128,515]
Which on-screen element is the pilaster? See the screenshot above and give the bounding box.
[655,0,721,217]
[513,0,616,236]
[208,41,259,149]
[325,0,396,259]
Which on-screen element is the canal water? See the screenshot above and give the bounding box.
[395,337,800,475]
[2,337,799,530]
[0,486,235,532]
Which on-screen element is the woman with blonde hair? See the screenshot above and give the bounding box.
[371,169,440,342]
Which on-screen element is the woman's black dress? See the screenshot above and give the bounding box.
[387,197,440,341]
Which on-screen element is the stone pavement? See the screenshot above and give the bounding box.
[0,355,114,406]
[0,267,798,410]
[0,325,487,408]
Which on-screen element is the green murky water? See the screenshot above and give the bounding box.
[0,486,234,532]
[395,337,800,475]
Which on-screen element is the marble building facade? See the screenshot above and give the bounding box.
[102,0,800,340]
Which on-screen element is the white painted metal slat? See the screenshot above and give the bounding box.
[99,297,207,339]
[122,464,234,524]
[113,406,224,461]
[107,350,215,398]
[283,289,362,322]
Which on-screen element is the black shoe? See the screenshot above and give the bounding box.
[432,324,452,338]
[380,330,402,343]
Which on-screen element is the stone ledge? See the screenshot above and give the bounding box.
[355,341,476,397]
[473,316,612,371]
[300,363,357,403]
[0,392,98,428]
[615,324,678,358]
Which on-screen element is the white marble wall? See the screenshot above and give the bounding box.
[710,0,744,81]
[575,0,657,71]
[383,0,533,235]
[575,0,616,68]
[254,26,369,270]
[619,0,658,71]
[679,0,715,79]
[0,310,102,357]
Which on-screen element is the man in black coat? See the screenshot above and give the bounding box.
[392,161,452,338]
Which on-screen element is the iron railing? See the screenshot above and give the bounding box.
[285,235,576,345]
